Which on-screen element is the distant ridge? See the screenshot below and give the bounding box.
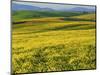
[12,3,54,11]
[66,7,95,12]
[61,7,95,12]
[12,3,95,12]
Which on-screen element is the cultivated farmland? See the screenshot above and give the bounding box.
[12,11,96,74]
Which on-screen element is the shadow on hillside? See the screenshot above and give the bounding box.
[61,17,96,22]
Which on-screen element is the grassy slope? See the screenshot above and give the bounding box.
[12,10,89,22]
[12,12,96,74]
[62,13,96,22]
[71,13,96,20]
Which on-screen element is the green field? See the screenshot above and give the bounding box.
[12,11,96,74]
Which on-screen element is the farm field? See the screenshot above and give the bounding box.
[12,11,96,74]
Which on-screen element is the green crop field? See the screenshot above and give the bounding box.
[12,11,96,74]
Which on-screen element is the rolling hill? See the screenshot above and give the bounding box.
[12,10,91,22]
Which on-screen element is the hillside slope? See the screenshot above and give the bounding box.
[12,10,88,22]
